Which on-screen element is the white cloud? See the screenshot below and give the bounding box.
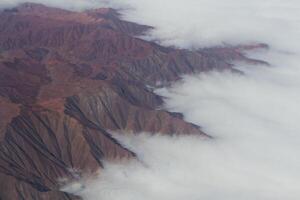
[68,0,300,199]
[102,0,300,49]
[75,51,300,199]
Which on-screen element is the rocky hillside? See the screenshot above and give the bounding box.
[0,3,266,200]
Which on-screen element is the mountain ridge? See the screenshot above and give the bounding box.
[0,3,267,199]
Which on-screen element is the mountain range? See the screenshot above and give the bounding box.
[0,3,266,199]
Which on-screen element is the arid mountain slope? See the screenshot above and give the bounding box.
[0,3,266,200]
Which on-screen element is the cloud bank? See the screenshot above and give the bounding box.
[75,53,300,199]
[103,0,300,49]
[70,0,300,199]
[77,128,300,200]
[6,0,299,199]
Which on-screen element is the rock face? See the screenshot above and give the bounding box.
[0,3,266,200]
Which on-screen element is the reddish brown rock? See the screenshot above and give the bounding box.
[0,3,267,200]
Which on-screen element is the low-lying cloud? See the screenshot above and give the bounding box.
[74,51,300,199]
[5,0,299,199]
[70,0,300,199]
[76,128,300,200]
[103,0,300,49]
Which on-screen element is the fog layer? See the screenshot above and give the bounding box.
[75,53,300,199]
[103,0,300,49]
[68,0,300,199]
